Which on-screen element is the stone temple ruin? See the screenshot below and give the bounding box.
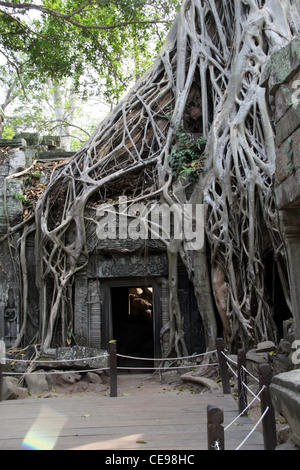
[0,133,75,347]
[0,39,299,369]
[0,130,205,361]
[0,0,299,448]
[0,129,207,362]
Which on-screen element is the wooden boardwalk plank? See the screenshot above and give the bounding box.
[0,393,264,451]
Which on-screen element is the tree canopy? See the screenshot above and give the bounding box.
[0,0,181,102]
[2,0,300,359]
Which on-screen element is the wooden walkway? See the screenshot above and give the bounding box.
[0,391,264,451]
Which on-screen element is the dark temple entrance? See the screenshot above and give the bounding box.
[111,285,154,371]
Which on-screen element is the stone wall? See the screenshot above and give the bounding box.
[0,147,25,345]
[0,134,74,346]
[262,36,300,342]
[262,37,300,450]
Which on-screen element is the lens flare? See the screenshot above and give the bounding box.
[22,405,68,450]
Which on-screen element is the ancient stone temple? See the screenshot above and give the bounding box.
[0,145,26,346]
[0,135,205,360]
[73,220,205,365]
[0,134,73,346]
[0,1,299,369]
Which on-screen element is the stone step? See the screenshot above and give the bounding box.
[0,139,26,149]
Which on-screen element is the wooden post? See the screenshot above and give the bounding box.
[216,338,230,394]
[207,405,225,450]
[109,340,117,397]
[258,364,277,450]
[237,349,248,416]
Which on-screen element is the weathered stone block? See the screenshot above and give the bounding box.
[7,149,26,175]
[0,139,26,149]
[2,377,28,400]
[42,135,61,148]
[55,346,108,370]
[93,253,168,278]
[275,167,300,209]
[275,101,300,146]
[274,68,300,122]
[36,150,75,160]
[255,341,276,353]
[25,371,49,394]
[86,372,102,384]
[275,126,300,187]
[2,377,19,400]
[14,133,42,147]
[270,370,300,447]
[266,37,300,95]
[50,372,81,387]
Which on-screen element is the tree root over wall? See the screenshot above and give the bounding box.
[8,0,300,358]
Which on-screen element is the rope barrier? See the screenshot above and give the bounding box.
[113,340,274,450]
[242,365,259,383]
[242,380,261,401]
[112,349,218,372]
[117,363,219,371]
[221,350,237,366]
[226,361,238,378]
[217,345,276,450]
[235,406,269,451]
[1,348,217,378]
[1,338,277,451]
[116,350,217,362]
[3,349,214,366]
[224,385,265,431]
[4,353,109,363]
[3,367,110,376]
[221,350,261,401]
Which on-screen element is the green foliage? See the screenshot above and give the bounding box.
[169,126,207,182]
[24,170,41,186]
[0,0,181,102]
[1,125,14,139]
[0,1,181,147]
[13,192,33,210]
[0,67,100,150]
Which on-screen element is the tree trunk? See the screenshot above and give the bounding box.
[10,0,299,353]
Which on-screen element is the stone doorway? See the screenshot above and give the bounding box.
[111,285,154,371]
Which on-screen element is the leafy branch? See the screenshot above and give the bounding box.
[0,1,169,31]
[168,125,207,182]
[13,191,33,210]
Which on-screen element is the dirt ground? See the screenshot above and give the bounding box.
[106,371,214,397]
[32,370,216,399]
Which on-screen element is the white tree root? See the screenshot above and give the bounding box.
[8,0,300,355]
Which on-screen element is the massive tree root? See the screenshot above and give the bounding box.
[12,0,300,355]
